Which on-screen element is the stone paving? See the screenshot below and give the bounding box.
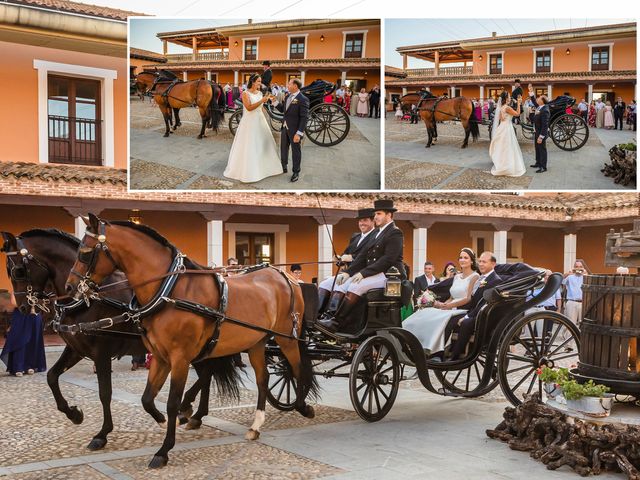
[384,119,636,190]
[129,98,381,190]
[0,346,623,479]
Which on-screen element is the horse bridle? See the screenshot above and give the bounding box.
[5,238,54,313]
[69,221,120,305]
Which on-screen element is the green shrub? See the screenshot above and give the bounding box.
[537,366,569,384]
[560,379,610,400]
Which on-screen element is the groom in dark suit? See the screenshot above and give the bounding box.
[529,87,551,173]
[273,78,309,182]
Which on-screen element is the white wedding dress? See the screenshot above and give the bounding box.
[403,272,479,352]
[224,90,282,183]
[489,103,526,177]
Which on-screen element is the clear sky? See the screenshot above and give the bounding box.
[130,19,268,54]
[386,19,635,68]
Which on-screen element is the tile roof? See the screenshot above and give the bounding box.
[386,70,637,86]
[130,47,167,63]
[5,0,146,21]
[0,162,126,185]
[147,58,381,70]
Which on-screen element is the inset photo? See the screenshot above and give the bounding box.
[385,19,637,190]
[129,18,381,190]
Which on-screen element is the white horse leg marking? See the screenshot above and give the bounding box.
[250,409,265,432]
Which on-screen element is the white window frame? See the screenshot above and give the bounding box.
[588,42,614,72]
[486,51,504,75]
[342,30,368,59]
[532,47,554,73]
[287,33,308,60]
[33,59,117,167]
[242,37,259,61]
[225,223,289,265]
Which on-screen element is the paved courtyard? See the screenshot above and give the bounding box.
[0,346,624,479]
[129,98,381,190]
[385,119,636,190]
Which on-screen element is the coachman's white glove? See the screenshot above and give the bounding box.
[336,272,350,285]
[351,272,364,284]
[340,254,353,262]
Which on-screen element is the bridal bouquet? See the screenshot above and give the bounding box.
[417,290,437,308]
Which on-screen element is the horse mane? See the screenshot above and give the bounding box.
[19,228,80,248]
[109,221,202,270]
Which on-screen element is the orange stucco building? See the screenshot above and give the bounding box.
[135,19,381,92]
[0,0,140,169]
[386,22,636,110]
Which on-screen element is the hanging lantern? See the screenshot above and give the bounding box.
[384,266,402,297]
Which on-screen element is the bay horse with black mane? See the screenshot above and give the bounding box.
[0,229,239,451]
[400,91,479,148]
[64,214,318,469]
[134,70,225,139]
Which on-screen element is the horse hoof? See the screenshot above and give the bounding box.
[148,455,168,469]
[177,414,189,425]
[158,420,167,429]
[245,429,260,440]
[185,418,202,430]
[87,437,107,451]
[68,406,84,425]
[304,405,315,419]
[197,135,203,139]
[163,133,169,138]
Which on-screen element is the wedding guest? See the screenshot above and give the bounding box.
[595,98,605,128]
[413,261,439,299]
[563,259,590,328]
[224,83,233,108]
[0,292,46,377]
[473,99,482,122]
[395,104,403,120]
[482,100,489,121]
[356,88,369,117]
[410,104,419,124]
[368,85,381,118]
[344,88,352,114]
[626,103,634,130]
[577,99,588,122]
[290,264,303,283]
[350,90,358,116]
[604,101,615,129]
[629,100,637,131]
[613,97,626,130]
[335,84,345,107]
[440,262,457,281]
[588,101,596,127]
[324,90,334,103]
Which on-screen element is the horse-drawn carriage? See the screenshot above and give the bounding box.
[487,95,590,152]
[228,80,351,147]
[266,264,580,421]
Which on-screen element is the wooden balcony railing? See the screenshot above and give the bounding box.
[166,52,229,62]
[406,66,473,77]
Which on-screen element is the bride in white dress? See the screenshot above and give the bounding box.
[403,248,480,353]
[489,91,526,177]
[224,74,283,183]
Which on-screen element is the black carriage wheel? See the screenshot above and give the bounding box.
[433,352,499,397]
[306,104,351,147]
[550,114,589,151]
[229,110,242,136]
[521,124,534,140]
[497,311,580,406]
[266,355,307,411]
[267,108,283,132]
[349,336,400,422]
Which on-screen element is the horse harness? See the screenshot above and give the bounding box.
[65,223,302,363]
[419,95,462,120]
[4,238,54,314]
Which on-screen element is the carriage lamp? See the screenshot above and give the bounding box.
[384,267,402,297]
[19,248,28,256]
[320,35,324,42]
[566,48,571,55]
[128,209,143,225]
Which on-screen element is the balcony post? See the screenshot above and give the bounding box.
[206,71,211,81]
[234,70,239,87]
[587,83,593,102]
[434,51,440,76]
[547,84,553,99]
[162,39,167,55]
[341,71,347,86]
[183,71,188,82]
[301,70,306,86]
[402,54,408,70]
[192,37,197,62]
[450,86,455,98]
[402,87,407,96]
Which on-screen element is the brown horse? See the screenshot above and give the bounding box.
[400,92,480,148]
[135,71,225,139]
[64,214,318,469]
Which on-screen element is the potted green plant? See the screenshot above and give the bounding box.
[560,379,614,417]
[536,366,569,400]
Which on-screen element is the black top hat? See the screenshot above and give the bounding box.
[262,60,271,66]
[514,79,521,84]
[373,199,397,213]
[356,208,375,219]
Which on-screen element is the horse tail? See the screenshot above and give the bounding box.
[205,356,243,403]
[467,98,480,142]
[208,83,224,132]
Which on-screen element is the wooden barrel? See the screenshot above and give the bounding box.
[576,274,640,393]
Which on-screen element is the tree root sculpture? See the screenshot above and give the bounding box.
[487,394,640,479]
